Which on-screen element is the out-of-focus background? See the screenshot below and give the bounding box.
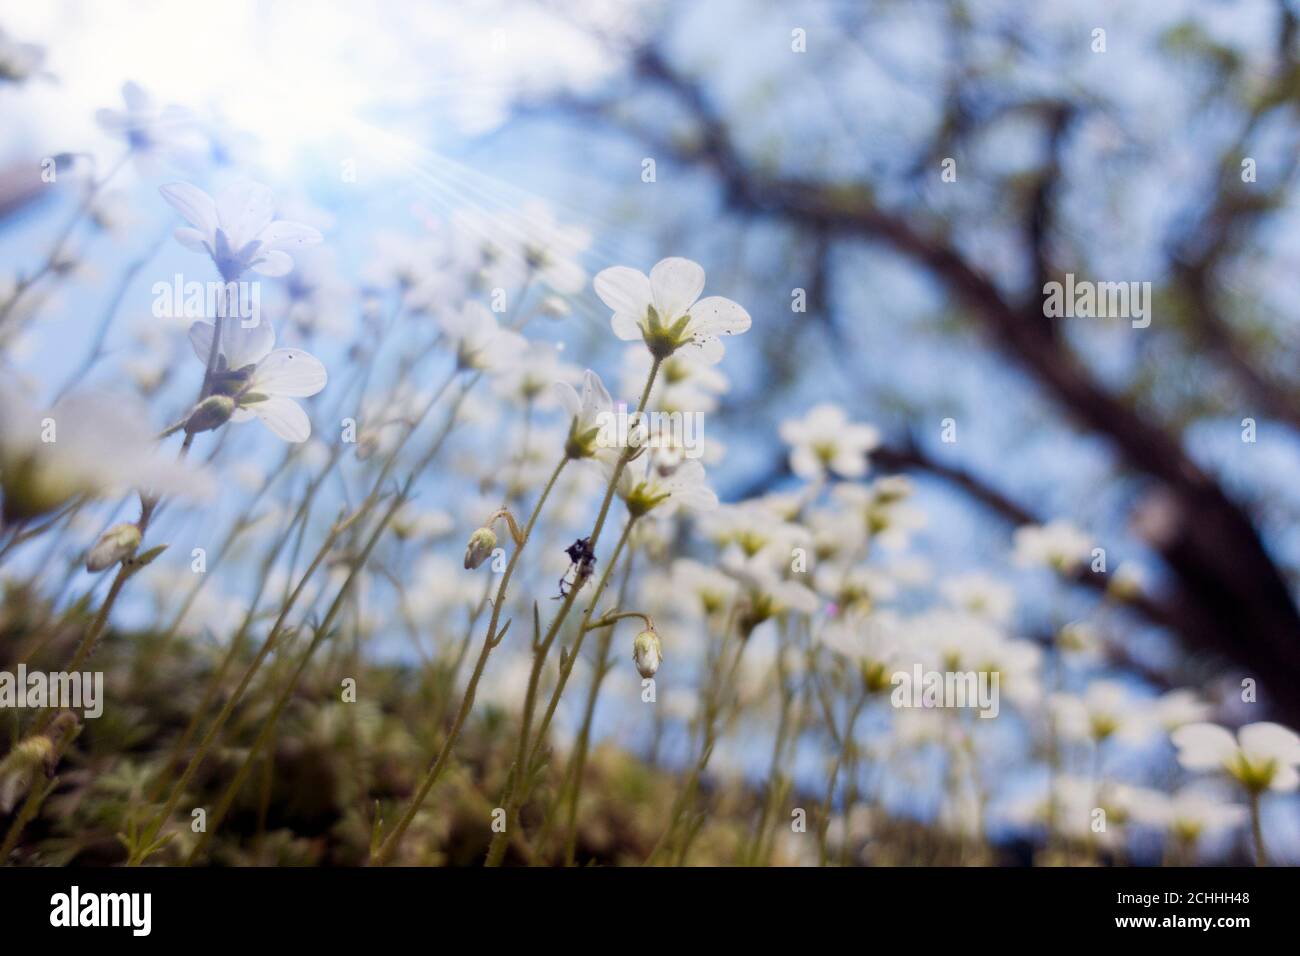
[2,0,1300,865]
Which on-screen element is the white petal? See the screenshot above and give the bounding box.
[173,226,209,252]
[790,446,823,479]
[189,321,215,364]
[610,311,643,340]
[259,220,324,249]
[649,257,705,319]
[96,108,129,132]
[216,181,276,248]
[1172,723,1239,771]
[221,317,276,369]
[249,395,311,442]
[159,182,218,235]
[251,250,294,277]
[1238,722,1300,765]
[689,295,751,336]
[1269,764,1300,792]
[554,381,581,419]
[581,368,612,420]
[831,449,867,478]
[122,80,150,113]
[684,334,725,365]
[251,349,327,397]
[594,266,652,318]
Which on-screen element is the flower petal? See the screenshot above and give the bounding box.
[594,266,652,319]
[554,381,581,419]
[251,250,294,277]
[649,257,705,319]
[1172,723,1239,771]
[221,317,276,370]
[248,394,311,442]
[251,348,327,397]
[610,311,643,341]
[259,219,324,249]
[216,181,276,248]
[159,182,218,235]
[690,295,751,336]
[189,321,215,364]
[1238,722,1300,765]
[173,226,209,253]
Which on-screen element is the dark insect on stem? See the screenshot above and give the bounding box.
[555,536,596,599]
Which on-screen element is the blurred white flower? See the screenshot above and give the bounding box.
[594,257,750,364]
[1012,520,1092,574]
[1129,785,1248,846]
[1051,680,1151,744]
[941,572,1016,623]
[0,28,44,84]
[555,368,613,459]
[188,318,327,442]
[608,453,718,517]
[493,348,580,410]
[0,377,211,522]
[1172,721,1300,793]
[1152,689,1213,732]
[160,181,323,281]
[97,82,203,170]
[780,403,881,479]
[438,300,526,371]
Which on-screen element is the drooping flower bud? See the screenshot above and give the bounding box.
[632,628,663,679]
[86,522,141,572]
[463,527,497,569]
[185,394,236,434]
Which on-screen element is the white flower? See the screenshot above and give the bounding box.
[1012,520,1093,574]
[515,200,589,294]
[722,547,820,633]
[608,454,719,518]
[594,257,750,364]
[159,181,323,281]
[1172,721,1300,793]
[669,558,739,617]
[555,369,614,459]
[0,377,211,521]
[1051,680,1151,744]
[0,28,44,84]
[780,403,881,479]
[1152,689,1213,732]
[1130,786,1248,845]
[493,349,580,410]
[438,300,526,371]
[97,82,202,169]
[188,318,327,442]
[941,572,1016,623]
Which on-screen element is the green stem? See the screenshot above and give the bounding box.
[371,454,568,866]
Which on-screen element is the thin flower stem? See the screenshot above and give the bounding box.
[1248,790,1268,866]
[371,454,569,866]
[556,544,639,864]
[186,481,416,865]
[481,357,663,866]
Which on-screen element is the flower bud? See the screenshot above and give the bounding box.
[185,394,236,434]
[0,735,56,814]
[632,628,663,679]
[463,526,497,569]
[86,522,141,572]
